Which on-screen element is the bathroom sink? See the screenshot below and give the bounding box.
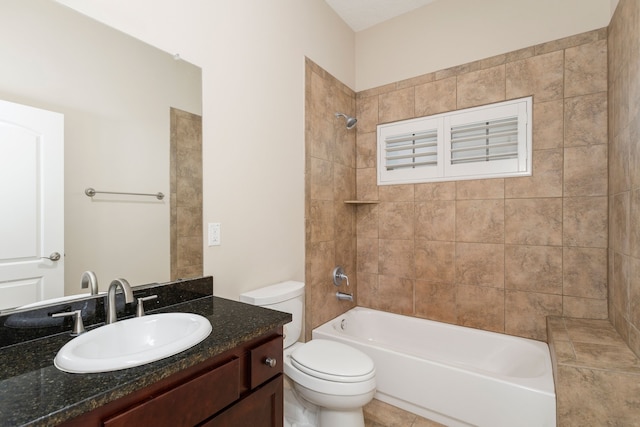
[54,312,212,373]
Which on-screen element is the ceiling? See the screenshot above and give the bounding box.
[324,0,439,32]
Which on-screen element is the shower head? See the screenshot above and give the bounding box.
[335,112,357,129]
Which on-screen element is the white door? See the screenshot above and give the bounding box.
[0,99,64,310]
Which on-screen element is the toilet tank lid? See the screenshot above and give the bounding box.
[239,281,304,305]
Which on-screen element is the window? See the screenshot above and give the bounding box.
[377,97,532,185]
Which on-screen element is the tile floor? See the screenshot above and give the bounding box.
[363,399,446,427]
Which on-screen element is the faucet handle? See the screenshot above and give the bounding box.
[136,295,158,317]
[51,309,85,335]
[332,266,350,287]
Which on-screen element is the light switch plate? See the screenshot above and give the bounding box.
[208,223,221,246]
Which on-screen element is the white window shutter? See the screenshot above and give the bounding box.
[377,96,532,185]
[444,99,530,179]
[378,117,443,185]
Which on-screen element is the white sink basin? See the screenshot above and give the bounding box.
[54,313,212,373]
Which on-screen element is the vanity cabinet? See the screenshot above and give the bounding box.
[59,329,283,427]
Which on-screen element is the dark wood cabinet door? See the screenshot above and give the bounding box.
[202,375,283,427]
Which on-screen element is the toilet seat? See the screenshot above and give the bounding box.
[284,341,377,397]
[290,339,375,382]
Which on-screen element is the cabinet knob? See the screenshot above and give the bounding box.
[264,357,277,368]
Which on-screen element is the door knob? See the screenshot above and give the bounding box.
[42,252,61,261]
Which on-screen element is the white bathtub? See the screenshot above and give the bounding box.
[312,307,556,427]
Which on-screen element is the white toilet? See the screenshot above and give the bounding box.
[240,281,376,427]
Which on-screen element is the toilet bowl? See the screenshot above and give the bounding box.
[285,340,376,426]
[240,281,376,427]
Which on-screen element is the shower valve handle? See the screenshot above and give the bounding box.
[332,266,349,287]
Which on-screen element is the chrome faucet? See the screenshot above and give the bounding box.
[106,278,134,324]
[80,271,99,295]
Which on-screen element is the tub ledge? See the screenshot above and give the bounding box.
[547,316,640,425]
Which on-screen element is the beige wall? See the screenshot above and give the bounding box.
[608,0,640,358]
[0,0,201,294]
[200,2,354,299]
[55,1,614,305]
[355,29,609,341]
[356,0,611,91]
[56,0,355,299]
[611,0,621,13]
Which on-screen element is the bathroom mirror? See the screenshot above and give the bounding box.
[0,0,202,311]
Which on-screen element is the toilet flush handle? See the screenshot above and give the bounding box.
[264,357,277,368]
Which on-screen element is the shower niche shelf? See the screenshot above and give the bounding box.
[344,200,379,204]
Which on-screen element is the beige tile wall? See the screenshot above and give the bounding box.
[170,108,203,280]
[608,0,640,358]
[547,317,640,424]
[305,7,639,425]
[355,29,609,341]
[305,58,357,339]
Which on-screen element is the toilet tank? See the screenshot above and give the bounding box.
[239,281,304,348]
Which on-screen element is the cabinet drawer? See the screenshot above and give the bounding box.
[103,357,240,427]
[249,336,283,388]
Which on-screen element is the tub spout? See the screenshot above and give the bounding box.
[336,291,353,302]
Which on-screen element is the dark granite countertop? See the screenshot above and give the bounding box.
[0,281,290,427]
